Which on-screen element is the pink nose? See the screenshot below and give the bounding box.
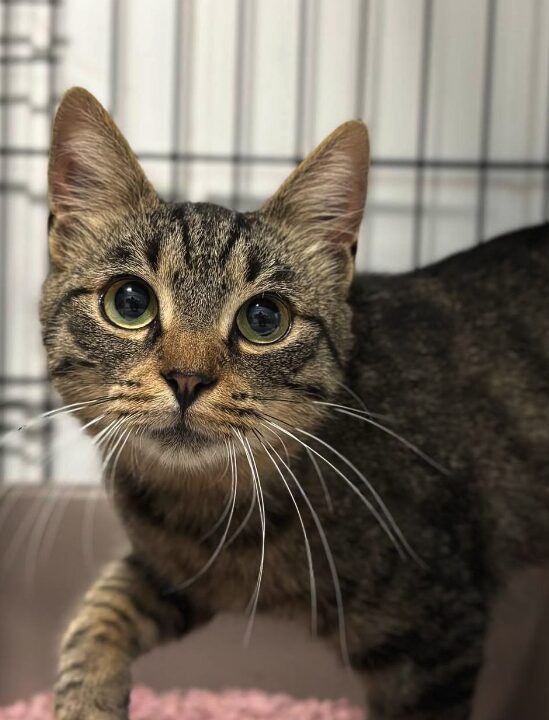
[162,370,216,411]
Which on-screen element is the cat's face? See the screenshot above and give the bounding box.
[40,88,369,473]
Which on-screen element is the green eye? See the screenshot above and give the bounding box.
[236,294,291,344]
[102,277,158,329]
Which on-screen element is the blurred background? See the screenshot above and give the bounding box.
[0,0,549,712]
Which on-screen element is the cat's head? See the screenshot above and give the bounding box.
[40,88,369,472]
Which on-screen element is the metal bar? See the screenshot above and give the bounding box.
[109,0,121,118]
[306,0,319,147]
[0,53,60,64]
[230,0,246,211]
[0,35,66,45]
[0,377,51,385]
[294,0,308,160]
[476,0,497,242]
[0,97,52,113]
[0,1,11,484]
[1,0,61,4]
[2,149,549,170]
[412,0,433,269]
[0,35,32,44]
[355,0,370,263]
[354,0,369,119]
[169,0,184,202]
[41,0,60,485]
[541,39,549,222]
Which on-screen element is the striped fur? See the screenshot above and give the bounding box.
[42,88,549,720]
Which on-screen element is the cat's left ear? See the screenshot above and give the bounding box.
[261,120,369,280]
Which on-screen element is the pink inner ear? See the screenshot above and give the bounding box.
[51,154,94,215]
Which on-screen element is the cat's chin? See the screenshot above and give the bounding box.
[137,419,229,473]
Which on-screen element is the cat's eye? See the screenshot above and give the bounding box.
[236,294,291,344]
[102,277,158,329]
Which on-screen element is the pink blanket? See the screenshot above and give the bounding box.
[0,686,365,719]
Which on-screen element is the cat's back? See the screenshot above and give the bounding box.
[351,221,549,360]
[347,222,549,568]
[349,221,549,423]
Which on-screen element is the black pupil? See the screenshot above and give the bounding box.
[247,298,281,337]
[114,282,149,320]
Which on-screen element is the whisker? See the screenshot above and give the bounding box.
[249,418,333,512]
[38,485,77,572]
[1,487,48,579]
[24,485,64,588]
[81,418,127,571]
[22,414,106,585]
[81,486,105,574]
[173,440,238,591]
[99,418,130,473]
[94,417,141,576]
[5,418,108,578]
[306,446,334,513]
[0,412,105,541]
[107,424,133,492]
[226,472,256,547]
[24,413,105,472]
[242,394,390,421]
[103,417,136,492]
[0,397,114,448]
[327,406,449,475]
[235,430,266,646]
[336,380,370,414]
[289,421,425,567]
[259,434,317,637]
[262,429,350,668]
[199,441,235,543]
[263,417,423,566]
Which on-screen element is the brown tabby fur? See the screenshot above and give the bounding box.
[41,88,549,720]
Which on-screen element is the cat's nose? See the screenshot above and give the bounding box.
[162,370,216,411]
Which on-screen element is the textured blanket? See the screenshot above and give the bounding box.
[0,686,365,719]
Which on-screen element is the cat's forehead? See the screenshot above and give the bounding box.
[103,201,294,328]
[159,202,258,280]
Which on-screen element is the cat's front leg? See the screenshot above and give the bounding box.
[54,554,205,720]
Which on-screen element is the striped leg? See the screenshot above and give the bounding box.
[54,555,199,720]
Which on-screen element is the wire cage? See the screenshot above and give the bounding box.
[1,0,549,485]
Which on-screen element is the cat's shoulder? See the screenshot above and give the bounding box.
[419,221,549,279]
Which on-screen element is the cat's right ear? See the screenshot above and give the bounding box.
[48,87,158,261]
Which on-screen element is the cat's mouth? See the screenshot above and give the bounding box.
[137,413,232,472]
[146,414,224,450]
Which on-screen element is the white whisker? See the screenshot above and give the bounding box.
[306,446,334,513]
[174,440,238,590]
[235,430,266,646]
[337,380,370,414]
[0,397,112,448]
[81,417,127,571]
[200,440,235,542]
[328,406,448,475]
[293,422,425,567]
[24,484,64,587]
[260,436,317,637]
[264,419,421,565]
[263,429,350,668]
[226,472,256,547]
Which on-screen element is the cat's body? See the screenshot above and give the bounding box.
[41,88,549,720]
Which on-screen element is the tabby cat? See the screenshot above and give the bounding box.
[41,87,549,720]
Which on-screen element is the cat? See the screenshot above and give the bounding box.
[40,87,549,720]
